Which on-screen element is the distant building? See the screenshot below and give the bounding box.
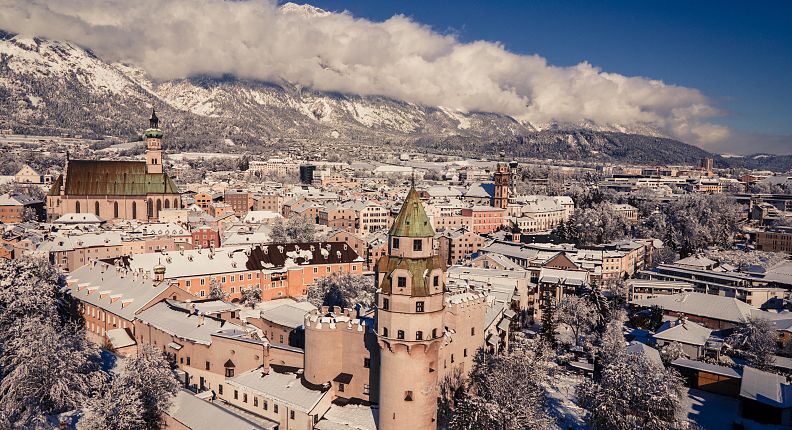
[299,164,317,184]
[0,193,44,222]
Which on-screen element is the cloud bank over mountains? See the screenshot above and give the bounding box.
[0,0,732,147]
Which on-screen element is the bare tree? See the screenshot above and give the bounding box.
[726,317,777,370]
[557,295,597,347]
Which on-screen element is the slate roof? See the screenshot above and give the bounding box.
[388,187,435,238]
[377,254,446,297]
[49,159,179,196]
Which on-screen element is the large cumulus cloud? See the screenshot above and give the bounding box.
[0,0,731,146]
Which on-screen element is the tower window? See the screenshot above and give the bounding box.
[471,327,476,336]
[416,301,424,313]
[392,238,400,249]
[382,298,389,310]
[433,276,440,287]
[432,328,438,338]
[383,327,389,337]
[397,277,407,289]
[364,357,371,368]
[397,330,405,340]
[416,331,423,340]
[413,239,422,251]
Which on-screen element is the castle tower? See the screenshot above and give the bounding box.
[376,187,446,430]
[145,108,163,174]
[493,152,510,209]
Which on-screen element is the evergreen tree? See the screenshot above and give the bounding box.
[726,317,777,370]
[123,345,179,429]
[539,292,558,347]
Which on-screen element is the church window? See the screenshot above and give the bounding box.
[132,202,137,219]
[94,201,100,216]
[156,199,162,214]
[164,199,170,209]
[413,239,422,251]
[113,202,119,218]
[147,199,153,218]
[416,301,424,312]
[75,201,81,213]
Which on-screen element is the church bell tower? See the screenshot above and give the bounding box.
[376,187,446,430]
[145,108,163,174]
[493,152,511,209]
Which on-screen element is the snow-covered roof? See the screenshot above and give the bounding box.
[243,211,282,224]
[626,341,662,367]
[106,328,136,349]
[65,261,177,321]
[168,390,277,430]
[135,300,245,345]
[228,368,329,413]
[740,366,792,408]
[259,303,314,329]
[671,358,742,379]
[654,319,712,346]
[315,403,378,430]
[53,213,105,224]
[632,292,756,324]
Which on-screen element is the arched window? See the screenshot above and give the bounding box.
[147,199,153,218]
[132,201,137,219]
[75,201,81,213]
[94,201,100,216]
[156,199,162,215]
[164,199,170,209]
[174,198,179,209]
[113,202,119,218]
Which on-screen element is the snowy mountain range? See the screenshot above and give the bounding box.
[0,29,789,170]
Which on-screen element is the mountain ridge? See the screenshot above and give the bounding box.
[0,31,789,171]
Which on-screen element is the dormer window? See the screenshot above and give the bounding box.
[397,277,407,289]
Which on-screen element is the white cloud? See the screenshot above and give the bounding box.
[0,0,731,145]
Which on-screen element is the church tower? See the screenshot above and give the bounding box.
[376,187,446,430]
[493,152,510,209]
[145,108,163,174]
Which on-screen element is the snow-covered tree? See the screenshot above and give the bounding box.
[539,293,558,347]
[79,377,146,430]
[270,215,320,243]
[660,195,743,257]
[660,341,687,364]
[726,317,777,370]
[557,295,597,347]
[0,320,105,428]
[449,349,553,430]
[578,348,686,430]
[0,258,105,428]
[555,202,631,245]
[240,286,262,308]
[208,278,228,301]
[123,345,179,429]
[306,272,374,309]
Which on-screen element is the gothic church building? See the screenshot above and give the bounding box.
[47,110,181,221]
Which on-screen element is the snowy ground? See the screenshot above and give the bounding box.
[544,368,589,430]
[680,388,740,430]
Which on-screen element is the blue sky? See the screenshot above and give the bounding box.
[303,0,792,153]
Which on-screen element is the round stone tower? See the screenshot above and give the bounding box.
[376,187,446,430]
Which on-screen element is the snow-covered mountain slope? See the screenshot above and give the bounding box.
[5,30,788,169]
